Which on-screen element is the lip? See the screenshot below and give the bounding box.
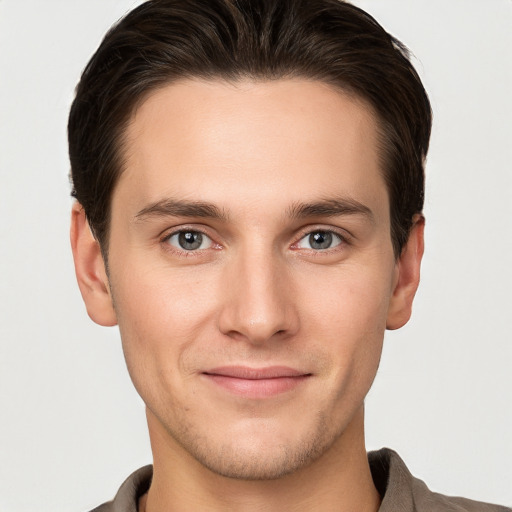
[202,366,311,399]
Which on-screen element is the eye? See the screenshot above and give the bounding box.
[166,230,213,251]
[296,230,343,250]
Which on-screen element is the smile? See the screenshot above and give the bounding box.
[202,366,312,399]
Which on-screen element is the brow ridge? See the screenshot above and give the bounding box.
[135,199,228,221]
[286,197,374,221]
[134,196,373,223]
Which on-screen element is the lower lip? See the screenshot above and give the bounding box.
[203,374,309,399]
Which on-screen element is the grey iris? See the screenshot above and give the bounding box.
[310,231,332,250]
[179,231,203,250]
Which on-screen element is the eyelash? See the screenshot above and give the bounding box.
[159,226,351,256]
[160,227,218,257]
[291,227,350,253]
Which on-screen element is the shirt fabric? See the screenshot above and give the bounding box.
[89,448,510,511]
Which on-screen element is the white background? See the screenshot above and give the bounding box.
[0,1,510,511]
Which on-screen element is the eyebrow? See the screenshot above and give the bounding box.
[134,199,228,222]
[286,197,374,222]
[134,196,374,223]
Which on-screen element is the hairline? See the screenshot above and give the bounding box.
[97,74,405,261]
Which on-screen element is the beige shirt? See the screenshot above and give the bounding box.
[89,448,510,511]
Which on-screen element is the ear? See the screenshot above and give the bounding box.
[70,202,117,326]
[386,215,425,330]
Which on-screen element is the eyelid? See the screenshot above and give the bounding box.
[295,231,343,250]
[157,224,351,256]
[160,222,215,239]
[291,225,352,248]
[168,231,212,250]
[160,225,221,254]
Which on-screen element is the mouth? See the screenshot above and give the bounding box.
[202,366,312,398]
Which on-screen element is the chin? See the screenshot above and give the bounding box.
[176,411,341,481]
[193,441,324,481]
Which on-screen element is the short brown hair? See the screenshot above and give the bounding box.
[68,0,432,257]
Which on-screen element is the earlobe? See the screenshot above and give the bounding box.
[70,202,117,327]
[386,215,425,330]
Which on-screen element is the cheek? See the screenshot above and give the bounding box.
[109,262,220,391]
[113,258,218,336]
[297,263,392,388]
[302,262,393,336]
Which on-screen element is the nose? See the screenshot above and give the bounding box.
[217,247,299,345]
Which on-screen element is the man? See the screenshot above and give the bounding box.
[68,0,509,511]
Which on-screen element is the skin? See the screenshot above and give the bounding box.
[71,79,424,511]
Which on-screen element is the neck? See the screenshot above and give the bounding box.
[141,407,380,512]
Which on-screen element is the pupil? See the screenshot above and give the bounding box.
[310,231,332,250]
[178,231,202,250]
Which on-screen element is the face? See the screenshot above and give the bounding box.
[73,78,422,480]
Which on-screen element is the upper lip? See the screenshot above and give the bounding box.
[203,366,310,379]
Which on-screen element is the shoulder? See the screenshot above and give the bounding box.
[87,465,153,512]
[369,448,510,512]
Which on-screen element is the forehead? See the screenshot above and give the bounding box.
[117,78,388,219]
